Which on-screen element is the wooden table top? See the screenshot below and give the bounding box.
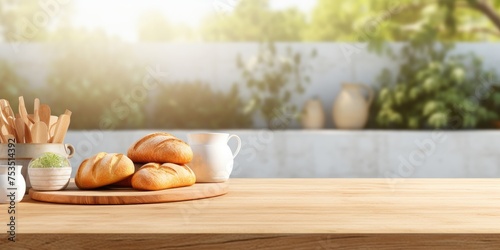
[9,178,500,234]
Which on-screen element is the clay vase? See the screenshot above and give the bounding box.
[333,83,374,129]
[301,98,325,129]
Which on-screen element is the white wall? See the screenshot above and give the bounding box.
[65,130,500,179]
[2,43,499,128]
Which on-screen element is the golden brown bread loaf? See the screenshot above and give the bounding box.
[131,163,196,191]
[108,164,141,188]
[127,132,193,164]
[76,152,135,189]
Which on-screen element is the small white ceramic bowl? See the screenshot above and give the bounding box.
[28,168,72,191]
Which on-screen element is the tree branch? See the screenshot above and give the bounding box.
[469,0,500,32]
[459,26,500,36]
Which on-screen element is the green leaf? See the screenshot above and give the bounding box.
[423,101,442,116]
[379,87,390,101]
[395,91,405,105]
[409,87,420,100]
[389,112,403,125]
[492,92,500,107]
[408,116,420,129]
[462,114,478,128]
[423,77,436,93]
[428,112,448,128]
[451,67,465,84]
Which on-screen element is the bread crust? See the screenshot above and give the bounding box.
[127,132,193,164]
[75,152,135,189]
[131,163,196,191]
[108,164,141,187]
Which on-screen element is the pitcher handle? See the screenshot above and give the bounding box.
[360,84,374,106]
[227,134,241,159]
[65,144,75,159]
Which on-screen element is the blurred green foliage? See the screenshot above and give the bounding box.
[1,0,499,42]
[307,0,500,42]
[149,81,252,129]
[1,0,500,130]
[199,0,500,42]
[236,42,316,128]
[45,37,254,130]
[0,0,50,42]
[0,60,31,105]
[45,32,147,130]
[370,27,499,129]
[370,1,498,129]
[201,0,307,42]
[479,83,500,127]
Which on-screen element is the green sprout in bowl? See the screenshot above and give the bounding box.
[29,152,70,168]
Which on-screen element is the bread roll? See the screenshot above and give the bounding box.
[127,132,193,164]
[76,152,135,189]
[131,163,196,191]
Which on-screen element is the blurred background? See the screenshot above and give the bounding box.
[1,0,499,130]
[2,0,500,177]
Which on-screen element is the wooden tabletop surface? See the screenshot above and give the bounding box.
[8,178,500,234]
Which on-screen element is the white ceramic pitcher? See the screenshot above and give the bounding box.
[188,133,241,183]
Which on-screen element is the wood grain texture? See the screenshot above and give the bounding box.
[29,179,228,205]
[2,179,500,248]
[2,234,500,249]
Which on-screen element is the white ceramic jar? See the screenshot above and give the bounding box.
[0,165,26,203]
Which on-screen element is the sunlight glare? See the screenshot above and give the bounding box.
[72,0,213,42]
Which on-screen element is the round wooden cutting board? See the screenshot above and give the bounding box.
[29,180,229,205]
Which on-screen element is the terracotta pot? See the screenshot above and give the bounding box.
[333,83,374,129]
